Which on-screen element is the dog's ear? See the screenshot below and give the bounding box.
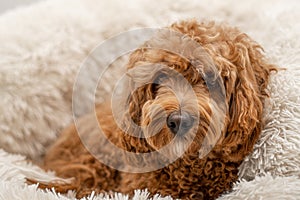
[218,34,276,162]
[118,52,161,153]
[127,83,154,126]
[125,63,164,125]
[118,82,155,153]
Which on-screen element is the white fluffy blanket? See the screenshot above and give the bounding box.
[0,0,299,199]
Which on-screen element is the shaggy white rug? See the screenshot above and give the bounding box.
[0,0,299,199]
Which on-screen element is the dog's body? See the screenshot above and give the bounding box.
[41,20,276,199]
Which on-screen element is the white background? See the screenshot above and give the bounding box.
[0,0,44,14]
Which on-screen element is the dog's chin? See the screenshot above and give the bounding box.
[144,126,200,159]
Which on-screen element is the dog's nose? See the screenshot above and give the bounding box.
[167,111,194,135]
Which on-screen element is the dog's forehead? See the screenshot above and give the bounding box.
[141,29,218,75]
[144,29,204,59]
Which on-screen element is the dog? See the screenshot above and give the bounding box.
[37,20,276,199]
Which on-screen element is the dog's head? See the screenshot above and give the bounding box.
[117,20,275,165]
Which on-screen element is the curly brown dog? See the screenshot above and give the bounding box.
[37,20,276,199]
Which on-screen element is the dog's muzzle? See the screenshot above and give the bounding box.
[167,111,194,135]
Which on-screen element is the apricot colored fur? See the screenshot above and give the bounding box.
[40,20,276,199]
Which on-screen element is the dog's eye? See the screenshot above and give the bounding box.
[154,73,168,84]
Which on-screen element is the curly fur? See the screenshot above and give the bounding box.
[37,20,276,199]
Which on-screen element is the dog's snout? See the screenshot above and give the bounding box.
[167,111,194,135]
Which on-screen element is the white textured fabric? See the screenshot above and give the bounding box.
[219,174,300,200]
[0,0,299,199]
